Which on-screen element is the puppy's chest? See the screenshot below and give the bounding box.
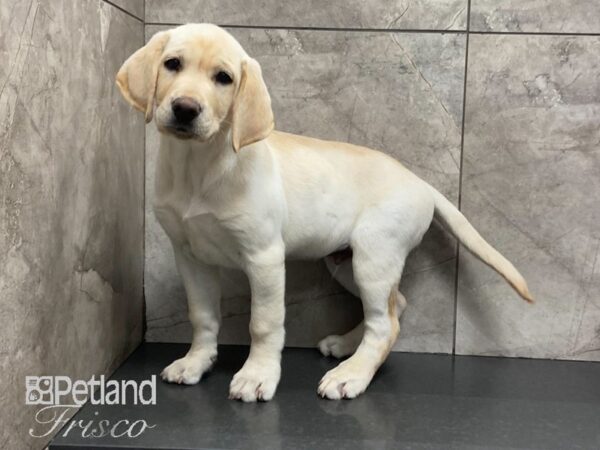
[154,195,241,268]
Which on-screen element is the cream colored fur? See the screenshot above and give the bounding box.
[117,24,532,402]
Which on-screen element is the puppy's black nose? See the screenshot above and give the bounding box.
[172,97,201,123]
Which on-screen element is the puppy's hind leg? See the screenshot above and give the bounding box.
[318,220,409,399]
[319,256,407,359]
[318,256,362,358]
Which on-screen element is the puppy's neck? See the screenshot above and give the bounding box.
[157,127,254,197]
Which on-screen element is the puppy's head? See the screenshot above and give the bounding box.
[116,24,274,151]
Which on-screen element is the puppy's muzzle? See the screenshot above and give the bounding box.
[172,97,202,124]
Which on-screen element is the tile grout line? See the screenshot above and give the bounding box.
[145,22,600,37]
[146,23,467,33]
[142,0,147,344]
[140,0,148,345]
[452,0,472,356]
[470,30,600,37]
[101,0,144,22]
[141,0,148,342]
[142,25,148,342]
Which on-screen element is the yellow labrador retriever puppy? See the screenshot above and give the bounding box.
[117,24,532,402]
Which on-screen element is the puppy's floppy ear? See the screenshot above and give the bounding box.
[231,58,274,152]
[116,31,170,123]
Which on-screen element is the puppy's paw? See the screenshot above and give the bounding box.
[318,334,358,359]
[161,353,215,385]
[317,362,373,400]
[229,360,281,402]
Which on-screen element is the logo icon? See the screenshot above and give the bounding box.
[26,376,54,405]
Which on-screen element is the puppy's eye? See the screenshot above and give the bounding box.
[215,71,233,85]
[164,58,181,71]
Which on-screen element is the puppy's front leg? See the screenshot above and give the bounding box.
[161,246,221,385]
[229,244,285,402]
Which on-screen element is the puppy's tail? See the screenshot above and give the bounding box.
[429,186,533,303]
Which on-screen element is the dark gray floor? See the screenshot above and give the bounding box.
[49,343,600,450]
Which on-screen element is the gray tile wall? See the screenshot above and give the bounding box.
[145,0,468,30]
[0,1,145,449]
[456,34,600,360]
[470,0,600,34]
[109,0,144,20]
[144,1,600,361]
